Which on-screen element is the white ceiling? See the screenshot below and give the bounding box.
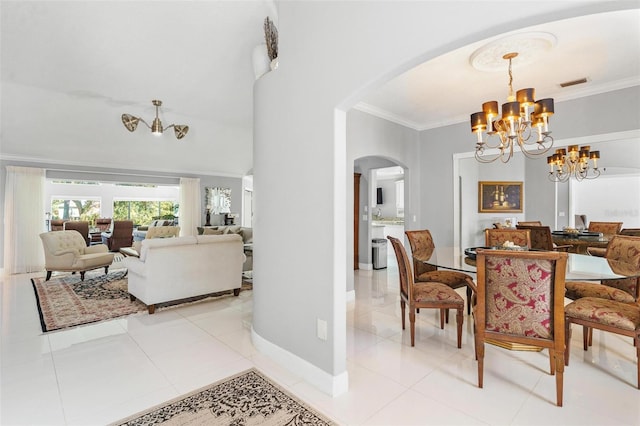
[1,2,639,174]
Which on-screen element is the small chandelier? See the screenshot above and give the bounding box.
[547,145,601,182]
[470,52,554,163]
[122,100,189,140]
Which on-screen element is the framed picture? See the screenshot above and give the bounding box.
[478,181,523,213]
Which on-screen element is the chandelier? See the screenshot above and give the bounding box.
[470,52,554,163]
[547,145,601,182]
[121,100,189,140]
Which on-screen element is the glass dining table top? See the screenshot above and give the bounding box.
[415,246,639,281]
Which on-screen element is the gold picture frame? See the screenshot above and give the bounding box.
[478,181,523,213]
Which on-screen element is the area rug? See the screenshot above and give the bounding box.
[112,368,335,426]
[31,270,253,332]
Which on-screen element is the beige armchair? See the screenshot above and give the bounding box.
[40,230,115,281]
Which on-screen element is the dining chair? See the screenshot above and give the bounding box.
[516,225,572,252]
[484,228,531,248]
[565,297,640,389]
[517,221,543,226]
[588,221,623,235]
[565,235,640,304]
[621,228,640,237]
[101,220,134,252]
[405,229,475,315]
[63,220,90,246]
[387,236,465,348]
[474,248,568,406]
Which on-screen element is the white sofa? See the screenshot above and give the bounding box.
[122,234,245,314]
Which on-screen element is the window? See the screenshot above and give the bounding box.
[51,198,101,223]
[113,200,178,226]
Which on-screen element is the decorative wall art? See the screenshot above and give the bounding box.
[478,181,523,213]
[205,187,231,214]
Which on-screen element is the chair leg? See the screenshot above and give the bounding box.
[46,271,52,281]
[80,271,86,281]
[409,309,416,347]
[445,308,450,324]
[588,327,593,346]
[582,325,589,351]
[439,309,445,329]
[565,322,572,366]
[400,300,406,330]
[635,335,640,389]
[549,349,555,375]
[104,266,109,274]
[554,350,565,407]
[456,307,463,349]
[466,286,472,315]
[477,342,485,388]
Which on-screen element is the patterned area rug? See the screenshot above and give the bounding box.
[112,368,335,426]
[31,269,252,332]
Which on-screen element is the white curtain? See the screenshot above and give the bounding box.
[179,177,201,237]
[3,166,46,274]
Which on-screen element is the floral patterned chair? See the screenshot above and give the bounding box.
[474,248,568,406]
[565,298,640,389]
[588,221,623,235]
[388,236,465,348]
[565,235,640,304]
[516,225,572,252]
[484,228,531,248]
[405,229,475,315]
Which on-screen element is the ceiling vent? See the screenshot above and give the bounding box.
[560,78,588,88]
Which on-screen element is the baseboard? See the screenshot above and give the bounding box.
[358,262,372,270]
[251,326,349,397]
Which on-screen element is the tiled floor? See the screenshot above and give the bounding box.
[1,259,639,425]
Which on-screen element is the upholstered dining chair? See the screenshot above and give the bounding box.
[588,221,623,235]
[101,220,134,252]
[40,230,114,281]
[621,228,640,237]
[518,221,543,226]
[474,248,568,406]
[405,229,475,315]
[516,225,572,252]
[485,228,531,249]
[565,235,640,304]
[565,297,640,389]
[63,220,90,246]
[388,236,465,348]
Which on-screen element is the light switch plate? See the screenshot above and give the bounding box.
[317,318,327,341]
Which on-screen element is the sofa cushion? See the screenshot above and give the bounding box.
[203,228,223,235]
[222,225,242,234]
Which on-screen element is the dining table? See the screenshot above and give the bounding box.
[550,231,610,254]
[415,246,637,281]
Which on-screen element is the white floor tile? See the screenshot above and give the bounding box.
[2,267,639,426]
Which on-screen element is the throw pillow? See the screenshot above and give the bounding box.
[203,228,223,235]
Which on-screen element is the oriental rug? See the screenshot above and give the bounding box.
[112,368,335,426]
[31,269,252,332]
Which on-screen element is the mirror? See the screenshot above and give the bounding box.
[205,187,231,214]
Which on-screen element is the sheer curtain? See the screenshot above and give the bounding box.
[179,177,201,237]
[3,166,46,274]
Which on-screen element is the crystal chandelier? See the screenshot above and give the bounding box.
[470,52,554,163]
[547,145,601,182]
[122,100,189,140]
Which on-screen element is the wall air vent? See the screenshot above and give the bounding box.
[560,78,588,88]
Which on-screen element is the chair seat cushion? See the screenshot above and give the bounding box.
[416,270,473,289]
[74,252,115,269]
[565,298,640,331]
[413,282,464,304]
[565,281,635,303]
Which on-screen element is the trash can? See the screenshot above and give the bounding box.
[372,238,387,269]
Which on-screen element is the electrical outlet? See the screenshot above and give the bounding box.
[559,211,565,217]
[317,318,327,341]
